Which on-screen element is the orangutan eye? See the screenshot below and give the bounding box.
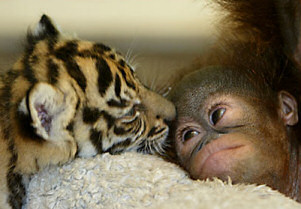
[182,129,200,142]
[210,108,226,125]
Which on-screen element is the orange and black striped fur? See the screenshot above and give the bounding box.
[0,15,175,209]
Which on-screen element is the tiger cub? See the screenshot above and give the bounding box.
[0,15,175,209]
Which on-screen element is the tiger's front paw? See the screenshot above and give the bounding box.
[59,137,77,164]
[69,139,77,160]
[46,133,78,166]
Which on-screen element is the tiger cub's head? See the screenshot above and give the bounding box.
[16,15,175,157]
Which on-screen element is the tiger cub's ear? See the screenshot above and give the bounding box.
[19,82,78,141]
[28,14,60,43]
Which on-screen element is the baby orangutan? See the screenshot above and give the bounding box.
[168,0,301,202]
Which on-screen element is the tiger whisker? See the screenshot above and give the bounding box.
[161,86,172,97]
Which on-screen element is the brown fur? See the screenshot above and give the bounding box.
[168,0,301,202]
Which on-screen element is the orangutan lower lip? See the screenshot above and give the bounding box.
[192,138,247,175]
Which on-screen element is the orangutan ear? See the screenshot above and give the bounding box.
[278,91,298,126]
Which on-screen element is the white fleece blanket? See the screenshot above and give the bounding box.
[25,152,301,209]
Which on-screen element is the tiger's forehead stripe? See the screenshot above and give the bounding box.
[65,59,87,92]
[96,58,113,96]
[93,43,112,54]
[114,73,121,98]
[117,66,136,91]
[54,41,87,92]
[47,59,59,85]
[23,45,38,84]
[54,40,78,56]
[118,58,135,75]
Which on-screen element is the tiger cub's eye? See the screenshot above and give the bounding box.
[125,107,135,117]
